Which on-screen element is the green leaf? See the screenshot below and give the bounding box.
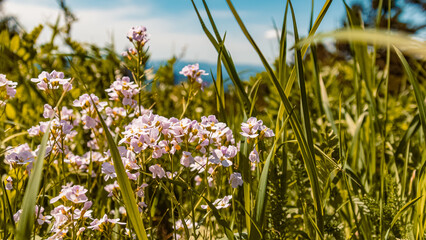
[16,122,51,240]
[94,107,149,240]
[394,47,426,141]
[0,30,9,46]
[200,195,235,240]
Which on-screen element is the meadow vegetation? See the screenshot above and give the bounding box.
[0,0,425,239]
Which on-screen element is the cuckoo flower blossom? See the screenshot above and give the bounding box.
[229,172,243,188]
[105,76,139,107]
[31,70,72,92]
[240,117,274,140]
[127,26,149,46]
[5,143,35,167]
[179,63,208,91]
[0,74,17,106]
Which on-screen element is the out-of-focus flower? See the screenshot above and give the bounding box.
[201,195,232,210]
[149,164,166,179]
[35,206,52,225]
[180,151,194,167]
[50,184,88,204]
[0,74,17,106]
[13,209,22,223]
[229,172,243,188]
[249,148,259,163]
[209,145,237,167]
[174,219,197,230]
[127,26,149,46]
[88,214,125,231]
[5,143,35,167]
[104,181,120,197]
[179,63,208,91]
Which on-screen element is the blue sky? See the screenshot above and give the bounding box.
[3,0,423,65]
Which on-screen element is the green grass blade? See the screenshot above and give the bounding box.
[278,1,289,86]
[16,122,51,240]
[384,195,423,239]
[211,71,227,124]
[249,78,262,117]
[319,76,338,137]
[2,181,15,231]
[249,144,276,239]
[234,200,262,238]
[394,47,426,141]
[191,0,253,116]
[284,0,333,95]
[216,41,225,112]
[345,112,369,163]
[199,195,235,240]
[224,0,323,230]
[394,114,420,161]
[288,0,315,160]
[94,108,148,240]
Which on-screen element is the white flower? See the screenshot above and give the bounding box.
[149,164,166,179]
[229,172,243,188]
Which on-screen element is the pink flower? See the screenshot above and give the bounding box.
[127,26,149,46]
[50,184,88,204]
[249,148,259,163]
[5,143,35,167]
[180,151,194,167]
[241,117,275,139]
[102,162,117,181]
[209,145,237,167]
[5,176,13,190]
[149,164,166,179]
[201,195,232,210]
[229,172,243,188]
[88,214,125,231]
[0,74,17,102]
[179,63,208,91]
[104,181,120,197]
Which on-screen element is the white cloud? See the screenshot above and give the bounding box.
[3,1,281,65]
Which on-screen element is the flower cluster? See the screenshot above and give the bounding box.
[14,206,52,226]
[0,74,17,106]
[127,26,149,46]
[48,184,94,238]
[241,117,274,140]
[240,117,275,170]
[105,76,140,107]
[179,63,208,91]
[27,104,77,156]
[201,195,232,210]
[31,70,72,92]
[73,93,108,129]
